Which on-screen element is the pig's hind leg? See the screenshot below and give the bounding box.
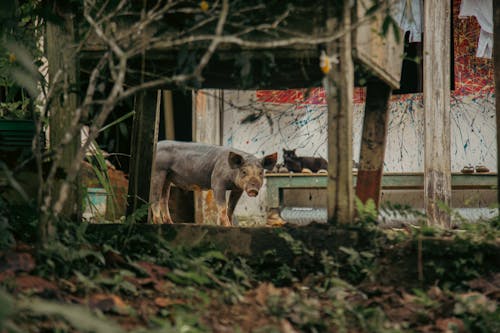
[151,169,173,224]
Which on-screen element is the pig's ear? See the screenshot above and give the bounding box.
[228,152,244,169]
[261,152,278,170]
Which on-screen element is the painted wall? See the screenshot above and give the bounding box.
[221,0,495,221]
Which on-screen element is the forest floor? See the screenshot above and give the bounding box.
[0,217,499,333]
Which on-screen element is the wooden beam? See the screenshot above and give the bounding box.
[423,0,452,227]
[355,80,392,208]
[126,90,161,222]
[494,1,500,207]
[192,89,222,224]
[46,10,81,221]
[162,90,175,140]
[326,4,354,224]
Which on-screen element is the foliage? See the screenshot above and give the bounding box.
[0,218,499,332]
[355,197,379,226]
[0,0,42,120]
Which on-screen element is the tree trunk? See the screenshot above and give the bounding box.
[494,1,500,207]
[423,0,452,227]
[326,3,354,224]
[40,6,81,244]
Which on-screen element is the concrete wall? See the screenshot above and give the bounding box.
[221,89,495,221]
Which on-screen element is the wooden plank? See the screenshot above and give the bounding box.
[355,79,392,208]
[126,90,161,221]
[326,4,354,224]
[192,89,222,224]
[353,0,404,89]
[423,0,452,227]
[494,1,500,206]
[46,13,81,221]
[265,173,498,210]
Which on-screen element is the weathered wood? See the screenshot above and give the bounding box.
[356,80,392,208]
[192,89,223,224]
[46,12,81,221]
[494,1,500,206]
[126,90,161,221]
[423,0,452,227]
[162,90,175,140]
[265,173,498,210]
[326,4,354,224]
[353,0,404,89]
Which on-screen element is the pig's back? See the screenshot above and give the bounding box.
[156,140,227,169]
[155,140,256,190]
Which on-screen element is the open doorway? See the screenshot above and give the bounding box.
[158,90,195,223]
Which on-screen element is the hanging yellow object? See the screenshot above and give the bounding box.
[320,51,330,74]
[319,51,339,75]
[200,0,209,12]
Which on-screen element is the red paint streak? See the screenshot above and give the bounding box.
[452,0,494,96]
[256,0,492,106]
[355,169,383,207]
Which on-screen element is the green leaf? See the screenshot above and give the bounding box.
[0,289,14,326]
[19,298,125,333]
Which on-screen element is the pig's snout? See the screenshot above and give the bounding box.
[245,177,262,197]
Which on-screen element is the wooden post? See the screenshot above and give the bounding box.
[326,3,354,224]
[355,80,392,208]
[46,7,81,221]
[162,90,175,140]
[423,0,451,227]
[192,89,222,224]
[126,90,161,222]
[494,1,500,207]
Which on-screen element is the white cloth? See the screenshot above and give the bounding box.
[393,0,423,43]
[459,0,493,58]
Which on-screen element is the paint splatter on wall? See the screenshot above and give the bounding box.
[222,0,495,219]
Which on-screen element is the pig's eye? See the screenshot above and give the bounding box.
[241,170,247,176]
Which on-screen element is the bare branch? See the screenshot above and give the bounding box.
[192,0,229,80]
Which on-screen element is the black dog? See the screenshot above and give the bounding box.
[282,149,328,173]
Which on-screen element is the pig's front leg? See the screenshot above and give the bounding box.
[228,190,243,225]
[151,169,166,224]
[213,186,231,226]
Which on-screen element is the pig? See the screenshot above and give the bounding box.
[151,140,278,226]
[282,148,327,173]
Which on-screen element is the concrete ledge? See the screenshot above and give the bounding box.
[86,222,369,260]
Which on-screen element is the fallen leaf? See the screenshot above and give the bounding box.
[153,297,184,308]
[0,271,15,283]
[0,252,35,273]
[468,277,500,298]
[104,250,127,267]
[436,317,465,333]
[254,282,281,307]
[134,261,169,278]
[59,278,77,293]
[15,275,58,294]
[428,286,443,300]
[281,319,299,333]
[88,293,129,315]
